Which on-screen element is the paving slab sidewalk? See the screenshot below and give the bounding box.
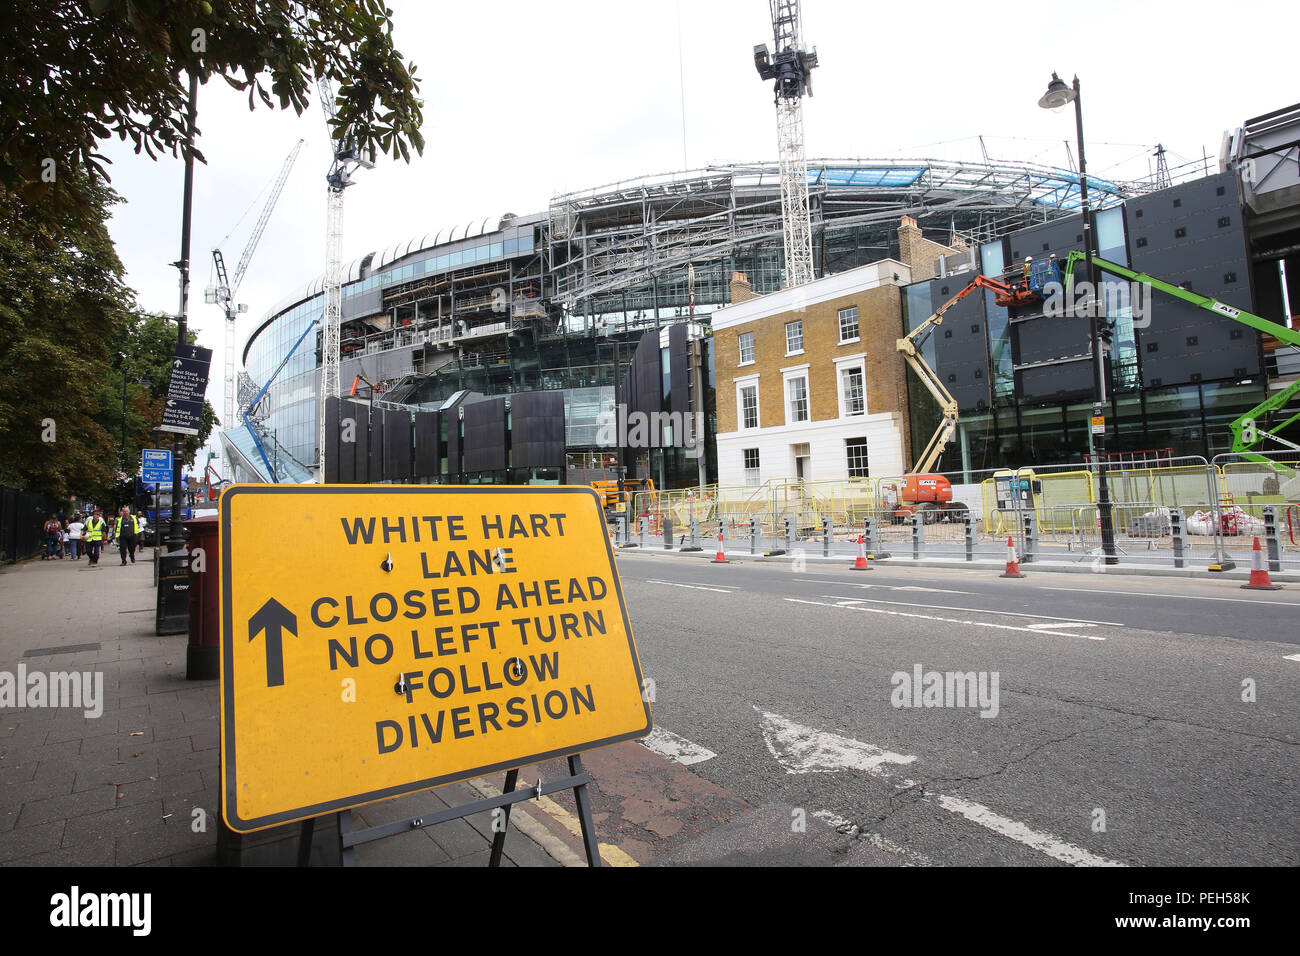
[0,555,583,867]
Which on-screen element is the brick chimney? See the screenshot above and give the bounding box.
[730,271,755,304]
[897,216,923,271]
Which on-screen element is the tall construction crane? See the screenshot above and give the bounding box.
[317,76,373,476]
[207,139,305,437]
[754,0,818,288]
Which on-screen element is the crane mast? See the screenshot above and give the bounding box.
[317,76,372,477]
[209,139,305,437]
[754,0,818,288]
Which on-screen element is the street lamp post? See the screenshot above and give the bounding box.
[1039,73,1118,565]
[119,354,128,472]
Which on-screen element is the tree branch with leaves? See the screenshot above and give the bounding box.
[1,0,424,242]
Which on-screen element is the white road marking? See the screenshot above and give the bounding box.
[757,710,1125,866]
[640,726,717,765]
[934,794,1126,867]
[644,579,740,594]
[1041,586,1300,607]
[1284,654,1300,662]
[788,597,1106,640]
[812,810,934,866]
[756,708,917,776]
[796,579,971,595]
[816,596,1124,627]
[1027,621,1097,630]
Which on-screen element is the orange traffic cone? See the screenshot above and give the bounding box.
[712,532,729,564]
[1241,536,1282,590]
[999,536,1025,578]
[851,534,872,571]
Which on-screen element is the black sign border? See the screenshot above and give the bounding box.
[219,484,653,833]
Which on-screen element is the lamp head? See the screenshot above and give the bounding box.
[1038,72,1076,110]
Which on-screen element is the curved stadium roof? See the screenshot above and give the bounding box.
[250,155,1145,342]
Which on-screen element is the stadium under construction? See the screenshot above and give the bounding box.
[221,120,1300,491]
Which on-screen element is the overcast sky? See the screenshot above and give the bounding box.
[97,0,1297,448]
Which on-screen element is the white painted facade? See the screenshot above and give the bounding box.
[716,411,906,487]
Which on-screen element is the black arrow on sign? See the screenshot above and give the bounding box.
[248,598,296,688]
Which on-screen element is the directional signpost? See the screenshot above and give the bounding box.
[219,485,651,865]
[141,448,173,485]
[160,343,212,436]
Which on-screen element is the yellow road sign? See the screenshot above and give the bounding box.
[219,485,651,832]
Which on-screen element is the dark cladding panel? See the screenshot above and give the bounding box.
[928,276,991,411]
[511,391,565,468]
[1007,213,1086,264]
[384,409,411,482]
[1013,313,1093,366]
[1005,213,1095,403]
[368,407,385,483]
[445,406,461,478]
[323,397,340,484]
[463,398,507,473]
[632,330,662,420]
[669,322,689,414]
[1127,171,1258,386]
[339,400,368,483]
[1016,360,1094,404]
[414,410,439,479]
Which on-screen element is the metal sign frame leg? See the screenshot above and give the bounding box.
[488,768,520,867]
[297,818,315,867]
[338,809,357,867]
[569,753,603,868]
[291,756,605,868]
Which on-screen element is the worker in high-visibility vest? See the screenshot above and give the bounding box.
[115,507,143,566]
[83,509,106,568]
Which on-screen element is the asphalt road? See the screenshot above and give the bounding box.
[610,551,1299,866]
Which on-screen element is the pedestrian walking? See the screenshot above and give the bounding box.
[115,506,141,565]
[67,515,84,560]
[83,509,106,568]
[42,515,61,559]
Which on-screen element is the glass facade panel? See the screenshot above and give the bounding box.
[243,293,323,468]
[1096,207,1126,259]
[980,239,1012,403]
[1142,385,1205,457]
